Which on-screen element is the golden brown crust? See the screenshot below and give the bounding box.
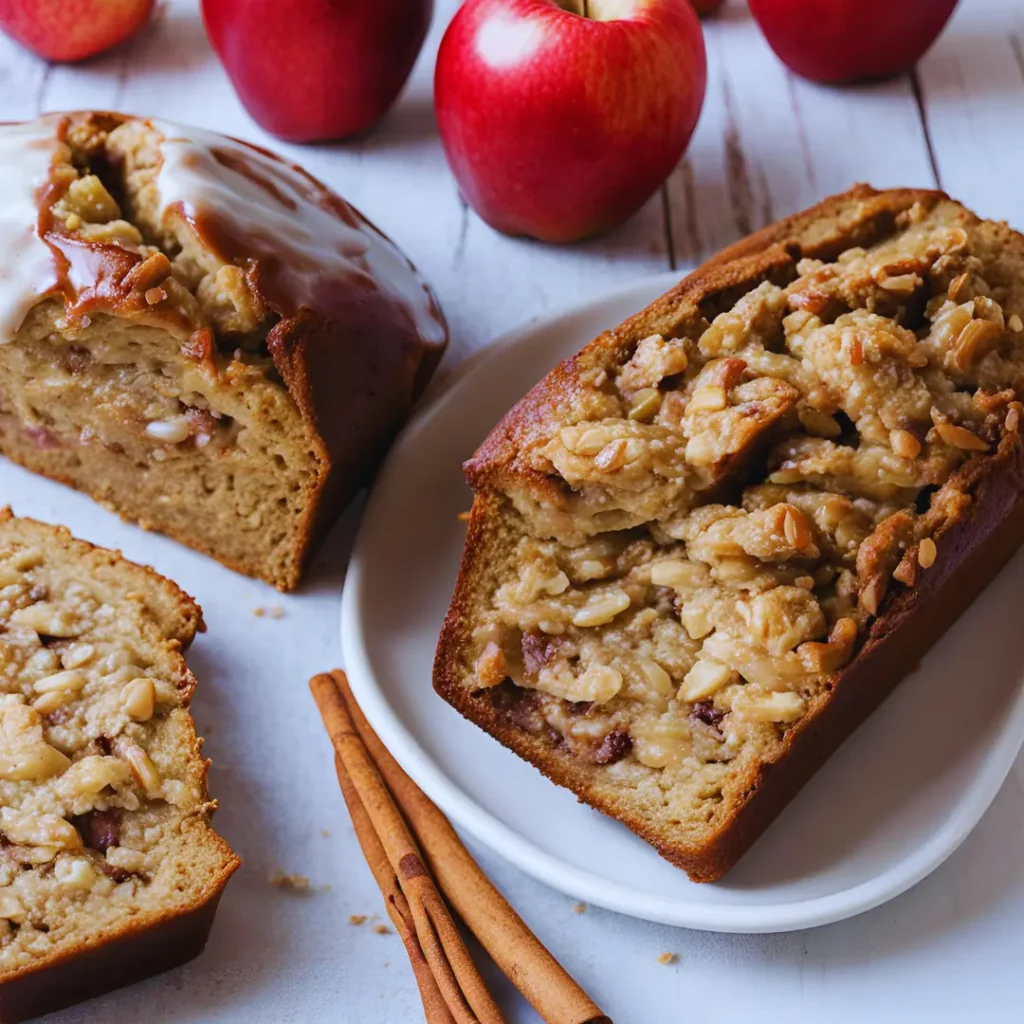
[436,185,1024,881]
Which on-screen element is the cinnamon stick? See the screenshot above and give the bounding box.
[327,670,610,1024]
[334,756,456,1024]
[311,674,505,1024]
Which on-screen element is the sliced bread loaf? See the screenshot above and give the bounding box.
[436,186,1024,880]
[0,509,237,1021]
[0,112,446,590]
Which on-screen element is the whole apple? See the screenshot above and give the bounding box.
[0,0,153,62]
[749,0,959,84]
[202,0,432,142]
[434,0,706,243]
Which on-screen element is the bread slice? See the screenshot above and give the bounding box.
[435,185,1024,881]
[0,509,237,1021]
[0,112,447,591]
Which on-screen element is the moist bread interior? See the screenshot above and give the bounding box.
[444,191,1024,867]
[0,113,446,591]
[0,510,236,977]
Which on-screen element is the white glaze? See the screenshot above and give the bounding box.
[150,119,447,346]
[0,117,62,341]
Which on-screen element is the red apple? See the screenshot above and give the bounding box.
[0,0,153,62]
[202,0,432,142]
[749,0,959,84]
[434,0,706,243]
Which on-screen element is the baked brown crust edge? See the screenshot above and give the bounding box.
[0,877,234,1023]
[434,185,1024,882]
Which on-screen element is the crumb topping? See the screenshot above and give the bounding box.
[469,198,1024,829]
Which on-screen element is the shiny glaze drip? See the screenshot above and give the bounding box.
[0,119,63,341]
[150,119,447,347]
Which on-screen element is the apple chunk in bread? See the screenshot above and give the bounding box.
[0,112,446,590]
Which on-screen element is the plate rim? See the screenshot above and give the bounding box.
[340,272,1024,933]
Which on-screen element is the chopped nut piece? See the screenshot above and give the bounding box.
[474,642,508,689]
[1009,313,1024,333]
[54,856,96,888]
[34,669,86,694]
[10,602,79,637]
[657,952,678,965]
[627,388,662,421]
[572,591,631,628]
[123,677,157,721]
[594,438,629,471]
[782,507,811,550]
[732,691,806,723]
[0,892,26,924]
[947,272,971,302]
[122,744,162,797]
[639,659,673,696]
[953,319,1001,369]
[1007,402,1022,433]
[679,659,734,702]
[918,537,937,569]
[688,385,728,412]
[934,422,989,451]
[890,428,922,460]
[145,418,191,444]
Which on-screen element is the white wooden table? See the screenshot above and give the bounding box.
[3,0,1024,1020]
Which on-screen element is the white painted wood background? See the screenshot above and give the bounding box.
[1,0,1023,1020]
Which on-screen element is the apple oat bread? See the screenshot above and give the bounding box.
[436,186,1024,880]
[0,509,237,1022]
[0,112,446,591]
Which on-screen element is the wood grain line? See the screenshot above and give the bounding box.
[721,73,754,237]
[910,67,942,188]
[786,73,817,194]
[33,65,51,117]
[1010,33,1024,86]
[452,195,470,270]
[676,157,702,267]
[659,182,676,271]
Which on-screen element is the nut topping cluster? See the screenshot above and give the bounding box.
[471,199,1024,798]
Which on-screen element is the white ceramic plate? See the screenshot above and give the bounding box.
[342,272,1024,933]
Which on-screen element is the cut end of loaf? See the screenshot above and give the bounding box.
[0,112,448,591]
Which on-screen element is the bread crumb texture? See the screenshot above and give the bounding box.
[0,510,236,977]
[0,112,445,591]
[457,193,1024,848]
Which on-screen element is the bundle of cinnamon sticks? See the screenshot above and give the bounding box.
[310,670,610,1024]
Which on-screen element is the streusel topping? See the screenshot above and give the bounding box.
[470,199,1024,828]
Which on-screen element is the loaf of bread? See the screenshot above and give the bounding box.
[0,112,447,591]
[435,186,1024,881]
[0,509,237,1021]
